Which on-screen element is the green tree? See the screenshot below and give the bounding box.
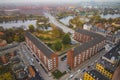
[29,24,35,32]
[53,41,62,51]
[62,33,71,44]
[14,35,19,42]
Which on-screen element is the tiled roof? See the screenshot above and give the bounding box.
[75,29,101,37]
[95,23,105,29]
[25,32,54,58]
[74,29,105,56]
[0,32,4,36]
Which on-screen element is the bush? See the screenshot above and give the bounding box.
[53,41,62,51]
[62,33,71,44]
[52,70,66,79]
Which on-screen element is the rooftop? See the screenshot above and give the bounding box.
[0,32,4,36]
[75,29,103,38]
[11,56,21,64]
[25,32,54,58]
[103,41,120,61]
[95,23,105,29]
[97,58,117,73]
[16,71,28,79]
[74,29,105,56]
[87,69,109,80]
[12,62,25,73]
[28,65,36,77]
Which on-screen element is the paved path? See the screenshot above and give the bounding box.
[44,12,78,44]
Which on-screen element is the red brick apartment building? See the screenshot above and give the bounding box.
[25,32,58,71]
[67,29,106,69]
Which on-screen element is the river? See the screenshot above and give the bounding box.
[0,20,37,30]
[100,14,120,19]
[59,14,120,25]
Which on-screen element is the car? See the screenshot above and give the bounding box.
[82,69,86,72]
[36,69,39,71]
[36,58,40,62]
[74,78,79,80]
[31,58,34,62]
[33,54,35,57]
[77,69,81,73]
[69,74,73,78]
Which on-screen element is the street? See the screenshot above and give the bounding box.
[20,42,55,80]
[60,49,107,80]
[44,12,74,34]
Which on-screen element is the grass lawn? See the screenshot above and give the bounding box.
[52,70,66,79]
[34,28,78,55]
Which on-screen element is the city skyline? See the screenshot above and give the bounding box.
[1,0,120,3]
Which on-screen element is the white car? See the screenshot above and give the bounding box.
[77,69,81,73]
[69,74,73,78]
[80,78,82,80]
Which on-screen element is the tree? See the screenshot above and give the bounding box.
[53,41,62,51]
[62,33,71,44]
[29,24,35,32]
[14,35,20,42]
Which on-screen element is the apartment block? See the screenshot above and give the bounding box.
[25,32,58,72]
[67,29,106,69]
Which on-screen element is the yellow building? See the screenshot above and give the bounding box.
[84,69,109,80]
[84,72,95,80]
[96,63,112,79]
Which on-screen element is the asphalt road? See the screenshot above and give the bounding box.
[60,49,107,80]
[44,12,74,34]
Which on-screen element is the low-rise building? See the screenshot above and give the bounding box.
[84,69,109,80]
[0,55,8,64]
[102,41,120,64]
[12,62,25,73]
[83,23,92,30]
[25,32,58,72]
[96,42,120,79]
[11,56,21,64]
[96,59,114,79]
[28,65,36,78]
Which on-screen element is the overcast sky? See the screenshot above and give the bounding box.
[1,0,120,3]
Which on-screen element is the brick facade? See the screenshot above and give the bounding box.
[25,32,58,71]
[67,29,106,69]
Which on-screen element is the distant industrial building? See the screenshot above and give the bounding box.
[67,29,105,69]
[25,32,58,72]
